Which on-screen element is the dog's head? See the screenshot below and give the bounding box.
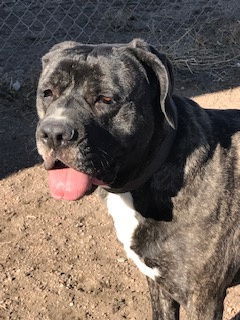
[36,39,177,200]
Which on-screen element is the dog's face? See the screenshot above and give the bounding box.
[36,39,176,198]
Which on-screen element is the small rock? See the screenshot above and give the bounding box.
[10,80,21,91]
[226,306,233,313]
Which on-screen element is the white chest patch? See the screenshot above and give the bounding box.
[106,192,159,280]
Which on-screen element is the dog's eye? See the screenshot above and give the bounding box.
[43,89,53,98]
[97,95,113,104]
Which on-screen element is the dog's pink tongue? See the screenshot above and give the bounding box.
[48,168,92,201]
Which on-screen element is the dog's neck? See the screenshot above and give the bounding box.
[106,96,213,197]
[106,121,177,194]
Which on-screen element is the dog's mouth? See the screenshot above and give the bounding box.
[44,158,106,201]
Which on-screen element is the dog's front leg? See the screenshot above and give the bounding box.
[147,277,179,320]
[185,292,225,320]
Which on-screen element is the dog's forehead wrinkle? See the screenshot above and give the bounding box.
[88,44,115,58]
[43,53,141,98]
[40,59,70,90]
[73,62,102,87]
[87,52,125,75]
[42,59,97,95]
[41,58,60,85]
[62,45,95,57]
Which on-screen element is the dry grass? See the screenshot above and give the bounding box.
[161,18,240,79]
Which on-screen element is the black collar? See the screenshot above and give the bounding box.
[105,123,176,194]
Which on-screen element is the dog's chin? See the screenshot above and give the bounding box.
[42,158,108,201]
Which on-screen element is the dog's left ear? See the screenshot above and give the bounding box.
[128,39,177,129]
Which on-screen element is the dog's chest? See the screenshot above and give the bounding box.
[106,192,159,280]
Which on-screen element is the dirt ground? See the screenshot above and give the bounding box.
[1,84,240,319]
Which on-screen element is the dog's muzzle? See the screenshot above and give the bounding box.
[36,118,110,201]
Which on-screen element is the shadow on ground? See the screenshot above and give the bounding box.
[0,88,39,179]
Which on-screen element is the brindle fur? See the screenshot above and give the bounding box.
[36,39,240,320]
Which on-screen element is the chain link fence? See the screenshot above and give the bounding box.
[0,0,240,85]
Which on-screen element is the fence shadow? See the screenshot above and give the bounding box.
[0,89,39,180]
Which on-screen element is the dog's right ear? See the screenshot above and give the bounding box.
[125,39,177,129]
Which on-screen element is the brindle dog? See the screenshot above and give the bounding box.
[36,39,240,320]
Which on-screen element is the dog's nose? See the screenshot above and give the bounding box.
[38,121,77,148]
